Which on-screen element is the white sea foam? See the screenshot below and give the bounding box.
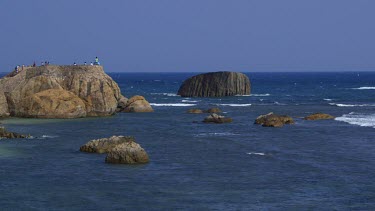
[41,135,58,138]
[335,113,375,128]
[181,100,198,103]
[236,94,270,97]
[329,103,375,107]
[150,93,179,97]
[150,103,196,107]
[217,103,252,107]
[324,98,333,101]
[247,152,266,156]
[194,132,239,137]
[351,87,375,90]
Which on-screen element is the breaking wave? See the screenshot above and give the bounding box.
[216,104,252,107]
[335,113,375,128]
[329,103,375,107]
[150,93,179,97]
[150,103,196,107]
[351,87,375,90]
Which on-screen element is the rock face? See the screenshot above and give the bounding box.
[105,141,149,164]
[0,127,29,139]
[79,135,133,154]
[119,95,153,113]
[0,65,122,118]
[177,71,251,97]
[304,113,334,120]
[255,112,294,127]
[203,113,233,124]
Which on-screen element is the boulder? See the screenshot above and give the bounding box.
[0,65,122,118]
[187,108,204,114]
[116,95,128,112]
[80,136,134,154]
[0,127,29,139]
[304,113,334,120]
[206,107,222,113]
[105,141,149,164]
[120,95,153,113]
[177,71,250,97]
[255,112,294,127]
[203,113,233,124]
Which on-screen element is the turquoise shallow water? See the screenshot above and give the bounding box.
[1,72,375,210]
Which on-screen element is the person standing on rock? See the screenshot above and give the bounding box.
[95,57,100,65]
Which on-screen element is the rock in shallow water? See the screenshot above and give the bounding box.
[119,95,153,113]
[0,127,29,139]
[177,71,250,97]
[105,142,149,164]
[255,112,294,127]
[304,113,334,120]
[203,113,232,124]
[80,136,135,154]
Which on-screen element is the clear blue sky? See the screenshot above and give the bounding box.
[1,0,374,72]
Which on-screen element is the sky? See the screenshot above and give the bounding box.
[1,0,375,72]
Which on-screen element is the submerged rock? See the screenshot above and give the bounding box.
[0,65,122,118]
[105,141,149,164]
[203,113,232,124]
[187,108,204,114]
[206,107,222,113]
[255,112,294,127]
[0,127,29,139]
[80,136,134,154]
[304,113,334,120]
[177,71,250,97]
[120,95,153,113]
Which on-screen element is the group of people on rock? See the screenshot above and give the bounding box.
[73,57,100,66]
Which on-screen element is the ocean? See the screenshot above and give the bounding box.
[1,72,374,210]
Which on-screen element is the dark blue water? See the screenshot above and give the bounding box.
[1,72,375,210]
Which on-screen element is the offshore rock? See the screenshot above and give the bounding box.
[206,107,222,113]
[120,95,153,113]
[304,113,335,120]
[105,140,150,164]
[0,65,121,118]
[0,127,30,139]
[187,108,204,114]
[203,113,233,124]
[80,136,135,154]
[255,112,294,127]
[177,71,250,97]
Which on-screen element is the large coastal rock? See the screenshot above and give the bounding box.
[80,135,133,154]
[177,71,250,97]
[119,95,154,113]
[304,113,334,120]
[0,65,122,118]
[255,112,294,127]
[105,141,149,164]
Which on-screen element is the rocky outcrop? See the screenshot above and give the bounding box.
[304,113,334,120]
[255,112,294,127]
[80,135,149,164]
[187,108,204,114]
[105,141,149,164]
[0,127,30,139]
[177,71,250,97]
[206,107,222,113]
[80,135,133,154]
[0,65,122,118]
[203,113,232,124]
[119,95,153,113]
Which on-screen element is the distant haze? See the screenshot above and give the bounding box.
[1,0,374,72]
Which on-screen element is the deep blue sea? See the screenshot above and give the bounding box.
[1,72,375,210]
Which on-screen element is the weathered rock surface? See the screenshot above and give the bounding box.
[80,135,133,154]
[255,112,294,127]
[177,71,251,97]
[0,127,29,139]
[304,113,335,120]
[187,108,204,114]
[0,65,122,118]
[120,95,153,113]
[105,141,149,164]
[206,107,222,113]
[203,113,233,124]
[116,95,129,112]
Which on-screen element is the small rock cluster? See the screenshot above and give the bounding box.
[117,95,154,113]
[80,136,149,164]
[187,107,222,114]
[0,127,30,139]
[203,113,233,124]
[255,112,294,127]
